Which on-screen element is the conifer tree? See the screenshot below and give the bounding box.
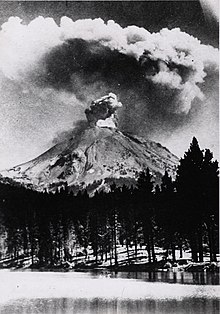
[176,137,219,262]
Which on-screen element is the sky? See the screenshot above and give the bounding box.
[0,0,218,169]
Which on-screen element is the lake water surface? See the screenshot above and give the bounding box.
[0,270,219,314]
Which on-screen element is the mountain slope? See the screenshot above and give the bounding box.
[0,94,179,192]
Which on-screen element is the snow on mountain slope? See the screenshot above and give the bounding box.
[0,94,179,192]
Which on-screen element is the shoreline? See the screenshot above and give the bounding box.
[1,260,219,274]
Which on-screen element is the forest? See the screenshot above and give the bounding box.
[0,137,218,269]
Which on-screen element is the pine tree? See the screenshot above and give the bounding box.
[176,137,219,262]
[201,149,219,261]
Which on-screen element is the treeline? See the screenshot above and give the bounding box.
[0,137,218,267]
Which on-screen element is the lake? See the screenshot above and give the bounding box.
[0,270,219,314]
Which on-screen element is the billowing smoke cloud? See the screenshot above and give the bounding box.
[0,16,218,168]
[200,0,219,22]
[0,17,218,111]
[85,93,122,128]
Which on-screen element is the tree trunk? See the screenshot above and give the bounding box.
[22,226,28,256]
[211,221,217,262]
[100,247,104,262]
[113,219,118,267]
[171,241,176,262]
[143,224,152,263]
[95,246,98,264]
[134,222,138,259]
[212,236,217,262]
[179,241,183,258]
[30,240,34,265]
[148,220,156,263]
[109,243,112,266]
[198,227,204,262]
[190,234,198,262]
[126,240,130,263]
[146,235,152,263]
[30,233,34,266]
[13,248,16,261]
[150,233,156,263]
[207,222,215,262]
[134,238,138,259]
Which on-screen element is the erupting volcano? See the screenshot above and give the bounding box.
[1,94,178,193]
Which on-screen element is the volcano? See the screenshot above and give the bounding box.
[1,94,179,193]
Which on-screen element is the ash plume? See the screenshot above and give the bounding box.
[0,17,217,112]
[0,16,218,165]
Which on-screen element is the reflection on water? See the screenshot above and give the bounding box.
[78,270,220,285]
[1,297,219,314]
[0,270,219,314]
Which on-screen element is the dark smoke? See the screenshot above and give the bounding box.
[0,16,218,163]
[31,38,193,138]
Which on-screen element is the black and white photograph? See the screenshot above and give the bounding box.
[0,0,219,313]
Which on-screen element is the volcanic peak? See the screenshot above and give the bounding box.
[0,93,179,193]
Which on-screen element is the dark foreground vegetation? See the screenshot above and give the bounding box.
[0,138,218,270]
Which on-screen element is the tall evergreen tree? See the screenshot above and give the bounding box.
[176,137,219,262]
[201,149,219,261]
